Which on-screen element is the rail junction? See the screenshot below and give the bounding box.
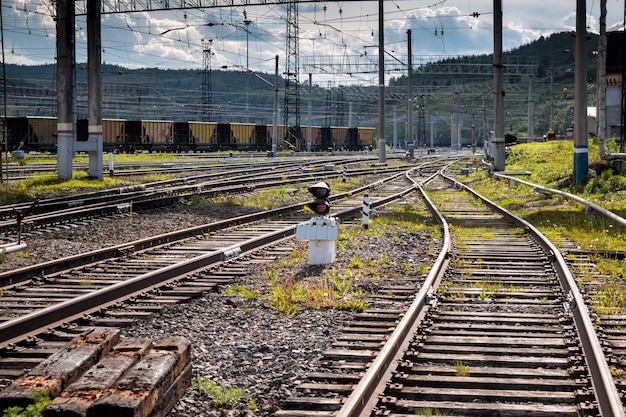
[0,156,625,416]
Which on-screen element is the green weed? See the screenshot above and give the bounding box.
[193,374,245,409]
[222,285,261,301]
[415,408,443,417]
[455,361,470,377]
[2,389,51,417]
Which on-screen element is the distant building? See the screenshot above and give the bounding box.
[587,106,597,136]
[606,29,625,139]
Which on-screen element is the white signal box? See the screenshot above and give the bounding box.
[296,217,338,265]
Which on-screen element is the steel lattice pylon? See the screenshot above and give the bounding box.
[283,1,300,148]
[202,40,212,122]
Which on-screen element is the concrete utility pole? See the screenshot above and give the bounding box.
[492,0,506,171]
[406,29,414,157]
[272,55,279,157]
[56,0,75,180]
[573,0,588,184]
[83,0,103,179]
[56,0,103,180]
[378,0,386,162]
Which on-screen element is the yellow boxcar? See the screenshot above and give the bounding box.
[142,120,173,146]
[331,127,349,149]
[189,121,216,144]
[28,116,57,151]
[231,123,256,149]
[102,119,126,145]
[358,127,375,148]
[299,125,321,150]
[189,121,217,150]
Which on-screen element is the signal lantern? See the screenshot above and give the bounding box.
[307,182,331,216]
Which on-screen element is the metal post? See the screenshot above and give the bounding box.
[528,75,534,138]
[378,0,386,162]
[307,73,312,152]
[393,107,397,150]
[452,92,459,151]
[573,0,588,184]
[87,0,103,179]
[362,194,370,229]
[272,55,279,157]
[407,29,413,157]
[493,0,506,171]
[0,0,5,183]
[550,66,555,132]
[56,0,75,180]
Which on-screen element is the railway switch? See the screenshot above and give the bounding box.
[296,182,338,265]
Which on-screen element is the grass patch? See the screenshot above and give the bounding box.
[193,374,245,409]
[454,361,470,377]
[0,174,177,204]
[2,389,51,417]
[416,409,444,417]
[458,140,626,315]
[261,201,436,316]
[222,285,261,301]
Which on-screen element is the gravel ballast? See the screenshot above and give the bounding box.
[1,197,435,417]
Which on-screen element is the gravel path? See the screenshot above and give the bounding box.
[1,196,436,417]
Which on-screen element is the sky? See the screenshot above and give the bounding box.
[1,0,625,85]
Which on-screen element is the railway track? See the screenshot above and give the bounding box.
[0,163,439,414]
[0,158,412,239]
[273,172,625,417]
[560,245,626,413]
[7,159,618,417]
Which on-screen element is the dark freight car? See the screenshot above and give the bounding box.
[214,123,234,150]
[4,117,30,151]
[173,122,191,152]
[320,127,333,151]
[2,116,375,154]
[253,124,270,150]
[346,127,359,150]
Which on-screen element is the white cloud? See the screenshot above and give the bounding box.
[2,0,624,79]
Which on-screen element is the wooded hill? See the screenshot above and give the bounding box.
[2,31,601,142]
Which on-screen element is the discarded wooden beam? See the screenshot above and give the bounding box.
[0,327,120,410]
[0,330,191,417]
[42,339,153,417]
[86,336,191,417]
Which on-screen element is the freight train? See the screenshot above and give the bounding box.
[2,116,376,153]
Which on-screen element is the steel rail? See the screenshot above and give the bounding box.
[441,171,626,417]
[335,169,452,417]
[0,166,416,285]
[0,165,443,349]
[0,225,296,348]
[493,172,626,228]
[0,164,412,234]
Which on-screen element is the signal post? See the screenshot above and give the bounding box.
[296,182,338,265]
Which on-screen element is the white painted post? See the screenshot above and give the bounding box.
[362,194,370,229]
[108,152,114,176]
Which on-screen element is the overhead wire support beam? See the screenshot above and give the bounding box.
[79,0,370,13]
[300,55,537,77]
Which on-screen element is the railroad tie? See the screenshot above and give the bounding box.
[42,338,154,416]
[0,329,191,417]
[0,327,121,410]
[84,336,191,417]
